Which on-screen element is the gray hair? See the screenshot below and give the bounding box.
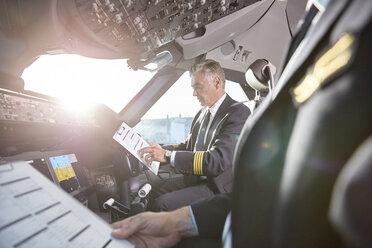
[190,60,226,89]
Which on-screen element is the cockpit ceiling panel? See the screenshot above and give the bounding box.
[63,0,260,59]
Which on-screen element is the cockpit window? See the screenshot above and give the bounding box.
[135,72,248,145]
[140,72,248,120]
[21,54,155,113]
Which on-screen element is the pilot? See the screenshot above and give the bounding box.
[139,59,250,212]
[111,0,372,247]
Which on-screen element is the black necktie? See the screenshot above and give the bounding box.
[195,110,211,151]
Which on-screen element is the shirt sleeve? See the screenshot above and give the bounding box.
[188,206,199,235]
[170,151,176,167]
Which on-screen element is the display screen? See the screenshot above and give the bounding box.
[49,154,81,193]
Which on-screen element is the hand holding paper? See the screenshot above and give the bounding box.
[139,143,167,165]
[113,122,159,175]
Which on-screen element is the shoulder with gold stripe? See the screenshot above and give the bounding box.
[291,33,356,104]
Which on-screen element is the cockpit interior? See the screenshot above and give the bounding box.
[1,0,371,247]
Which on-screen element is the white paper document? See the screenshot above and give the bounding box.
[0,161,134,248]
[113,122,159,175]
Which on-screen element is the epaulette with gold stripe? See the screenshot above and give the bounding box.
[193,151,204,175]
[291,33,355,104]
[172,144,180,148]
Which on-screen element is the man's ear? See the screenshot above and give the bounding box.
[214,77,221,89]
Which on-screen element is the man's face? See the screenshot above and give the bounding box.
[191,72,218,107]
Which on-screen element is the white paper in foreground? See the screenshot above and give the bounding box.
[0,161,134,248]
[113,122,159,175]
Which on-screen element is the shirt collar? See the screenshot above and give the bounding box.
[208,93,226,118]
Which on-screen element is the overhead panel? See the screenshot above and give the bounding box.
[71,0,260,58]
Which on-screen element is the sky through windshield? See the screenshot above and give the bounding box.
[22,54,247,119]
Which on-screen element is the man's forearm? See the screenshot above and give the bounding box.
[111,206,199,247]
[171,206,199,237]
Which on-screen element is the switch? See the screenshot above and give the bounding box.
[115,14,122,24]
[134,17,141,25]
[108,3,115,12]
[92,3,98,12]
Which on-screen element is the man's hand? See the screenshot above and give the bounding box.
[111,207,198,248]
[139,142,167,165]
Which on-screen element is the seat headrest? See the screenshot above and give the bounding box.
[245,59,276,92]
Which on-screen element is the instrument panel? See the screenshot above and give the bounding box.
[0,89,103,157]
[4,150,89,200]
[68,0,260,58]
[0,90,98,127]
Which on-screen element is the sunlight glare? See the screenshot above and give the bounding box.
[21,54,155,113]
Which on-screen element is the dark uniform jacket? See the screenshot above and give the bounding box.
[191,0,372,247]
[164,94,250,194]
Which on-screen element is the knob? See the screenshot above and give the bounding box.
[139,27,146,34]
[115,14,122,24]
[133,17,141,25]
